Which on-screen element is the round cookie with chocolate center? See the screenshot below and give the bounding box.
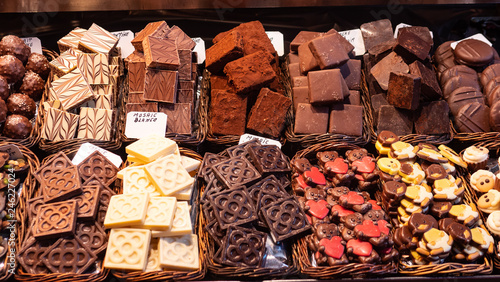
[454,39,494,67]
[7,93,36,119]
[455,102,491,133]
[2,114,32,139]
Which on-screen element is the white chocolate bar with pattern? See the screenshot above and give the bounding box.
[123,166,161,196]
[140,197,177,230]
[159,234,199,271]
[77,53,110,85]
[125,135,177,163]
[79,23,119,54]
[77,107,113,141]
[144,154,194,196]
[57,27,87,52]
[152,201,192,237]
[41,107,79,141]
[103,192,149,228]
[103,228,151,271]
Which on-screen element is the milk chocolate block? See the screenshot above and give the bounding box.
[131,21,170,52]
[126,102,158,114]
[409,60,442,100]
[345,90,360,105]
[144,68,177,103]
[288,63,301,78]
[448,86,485,116]
[367,39,396,63]
[455,102,491,133]
[414,100,450,135]
[308,34,349,69]
[34,200,78,240]
[370,52,409,91]
[398,26,433,47]
[294,103,329,134]
[340,59,362,90]
[247,88,292,138]
[308,69,349,105]
[360,19,394,51]
[288,53,299,64]
[210,75,230,90]
[127,52,146,93]
[329,104,363,136]
[179,80,195,91]
[395,28,432,62]
[292,86,310,111]
[177,89,194,104]
[159,103,192,134]
[143,36,179,70]
[178,49,192,80]
[387,72,421,110]
[292,76,308,88]
[223,51,276,94]
[377,105,413,136]
[298,41,319,74]
[290,31,323,52]
[213,21,276,56]
[128,92,146,103]
[206,30,244,74]
[210,89,247,135]
[325,28,356,55]
[168,25,196,50]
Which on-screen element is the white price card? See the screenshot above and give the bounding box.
[451,33,492,50]
[192,37,206,64]
[21,37,42,54]
[393,23,433,39]
[338,29,365,56]
[125,112,167,139]
[266,31,284,56]
[72,143,123,168]
[111,30,134,58]
[0,144,23,160]
[239,133,282,148]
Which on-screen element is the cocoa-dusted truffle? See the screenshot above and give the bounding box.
[0,35,31,64]
[0,75,8,100]
[19,71,44,100]
[0,99,6,123]
[25,53,50,80]
[7,93,36,119]
[3,114,32,139]
[0,55,25,83]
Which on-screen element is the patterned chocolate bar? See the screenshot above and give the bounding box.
[92,84,113,95]
[128,61,146,92]
[33,200,78,239]
[41,236,97,274]
[126,102,158,114]
[109,64,119,77]
[77,53,110,85]
[209,186,258,229]
[128,92,146,103]
[96,94,113,110]
[159,103,192,134]
[79,23,118,54]
[177,89,194,104]
[77,107,113,141]
[17,237,50,274]
[74,185,101,219]
[143,36,180,69]
[57,27,87,52]
[144,69,177,103]
[168,25,196,50]
[41,107,79,141]
[49,49,79,76]
[51,69,95,111]
[178,49,192,80]
[132,21,170,52]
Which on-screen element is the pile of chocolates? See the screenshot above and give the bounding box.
[0,35,50,139]
[18,150,117,274]
[374,130,494,264]
[291,148,398,265]
[288,28,363,136]
[206,21,291,138]
[125,21,198,135]
[41,24,122,141]
[104,135,200,272]
[363,20,450,137]
[199,140,310,267]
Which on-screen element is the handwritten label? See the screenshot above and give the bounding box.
[239,133,281,148]
[266,31,284,56]
[451,33,492,50]
[394,23,433,39]
[192,37,206,64]
[111,30,134,58]
[0,144,23,160]
[21,37,42,54]
[125,111,167,139]
[338,29,365,56]
[72,143,123,168]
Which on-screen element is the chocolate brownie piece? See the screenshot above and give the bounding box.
[210,89,247,135]
[387,72,421,110]
[223,51,276,94]
[205,30,244,74]
[294,103,329,134]
[213,21,276,56]
[246,88,291,138]
[210,75,231,90]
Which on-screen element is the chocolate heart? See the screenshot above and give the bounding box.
[320,236,344,259]
[340,191,364,205]
[331,204,355,217]
[355,220,381,238]
[352,156,376,173]
[325,158,348,174]
[304,167,326,185]
[347,239,373,257]
[296,174,308,189]
[307,199,329,219]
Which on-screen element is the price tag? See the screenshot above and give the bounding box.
[451,33,492,50]
[338,29,365,56]
[394,23,433,39]
[266,31,284,56]
[125,111,167,139]
[0,144,23,160]
[192,37,205,64]
[111,30,135,58]
[21,37,42,54]
[239,133,281,148]
[72,143,123,168]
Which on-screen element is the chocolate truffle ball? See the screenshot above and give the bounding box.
[7,93,36,119]
[0,55,25,84]
[25,52,50,80]
[0,99,6,124]
[0,75,8,100]
[0,35,31,64]
[3,114,31,139]
[19,71,44,100]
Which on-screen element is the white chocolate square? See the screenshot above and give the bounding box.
[144,154,194,196]
[125,135,177,163]
[103,228,151,271]
[172,180,194,201]
[152,201,192,237]
[141,197,177,230]
[159,234,199,271]
[104,193,149,229]
[145,239,161,272]
[123,166,161,197]
[180,156,201,173]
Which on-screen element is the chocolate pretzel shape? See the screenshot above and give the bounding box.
[78,151,118,186]
[225,228,266,267]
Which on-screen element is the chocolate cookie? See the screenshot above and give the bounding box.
[480,63,500,87]
[440,65,477,86]
[454,39,494,67]
[424,164,448,183]
[490,100,500,132]
[382,181,407,201]
[447,86,485,116]
[455,102,491,133]
[445,222,472,245]
[442,76,481,100]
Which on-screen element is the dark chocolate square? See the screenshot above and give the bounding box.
[197,152,228,182]
[414,100,450,135]
[209,186,258,229]
[223,139,260,159]
[360,19,394,51]
[409,60,442,100]
[246,145,291,175]
[387,72,421,110]
[294,103,329,134]
[246,175,285,204]
[221,226,267,267]
[377,105,413,136]
[212,157,262,189]
[395,28,432,62]
[261,197,311,242]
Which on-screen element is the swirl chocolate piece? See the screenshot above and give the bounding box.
[213,156,261,189]
[209,186,258,229]
[221,226,267,267]
[262,196,311,242]
[33,200,78,240]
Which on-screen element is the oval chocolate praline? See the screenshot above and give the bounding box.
[487,85,500,106]
[442,75,481,100]
[447,86,485,116]
[0,54,25,84]
[25,52,50,80]
[3,114,32,139]
[454,39,494,67]
[0,35,31,64]
[439,65,477,87]
[480,63,500,87]
[455,102,491,133]
[6,93,36,119]
[19,71,44,101]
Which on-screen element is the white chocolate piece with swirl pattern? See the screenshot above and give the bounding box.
[41,107,79,141]
[77,107,113,141]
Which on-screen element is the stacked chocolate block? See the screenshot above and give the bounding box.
[206,21,291,138]
[199,140,310,267]
[364,19,450,137]
[287,28,363,136]
[103,135,201,272]
[41,24,122,141]
[125,21,197,135]
[433,39,500,133]
[18,150,118,274]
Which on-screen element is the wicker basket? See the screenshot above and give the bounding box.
[282,62,370,149]
[290,142,397,278]
[451,122,500,150]
[362,71,454,145]
[111,147,206,281]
